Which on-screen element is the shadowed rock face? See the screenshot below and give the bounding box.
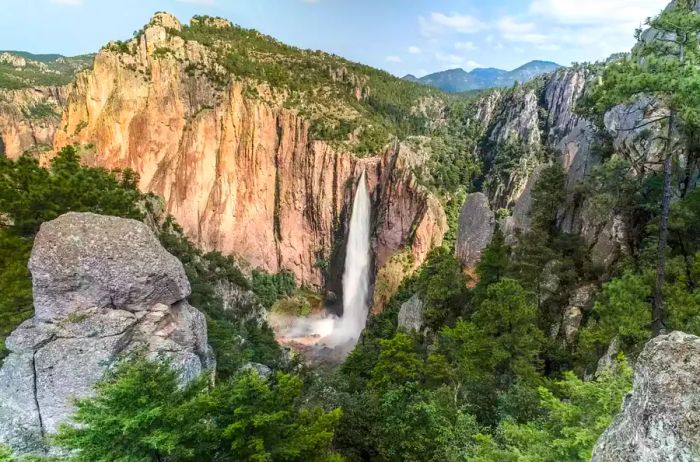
[455,192,495,272]
[591,331,700,462]
[397,294,424,333]
[0,212,214,456]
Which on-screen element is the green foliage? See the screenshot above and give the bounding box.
[373,385,478,462]
[0,146,143,237]
[369,333,423,391]
[20,102,58,120]
[530,164,566,234]
[472,279,544,386]
[251,270,297,308]
[579,272,652,362]
[0,232,32,361]
[413,247,469,329]
[55,356,207,462]
[472,227,510,302]
[55,356,343,462]
[584,1,700,127]
[0,52,93,89]
[467,359,632,461]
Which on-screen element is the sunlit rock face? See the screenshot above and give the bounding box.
[0,86,67,159]
[50,13,445,292]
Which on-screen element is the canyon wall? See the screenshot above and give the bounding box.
[0,86,67,159]
[36,13,445,291]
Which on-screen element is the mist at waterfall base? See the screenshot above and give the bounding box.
[272,171,371,357]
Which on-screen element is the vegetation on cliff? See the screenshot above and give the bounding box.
[0,51,93,89]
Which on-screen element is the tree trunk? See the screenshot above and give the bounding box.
[652,118,674,337]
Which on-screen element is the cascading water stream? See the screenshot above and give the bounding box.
[269,170,371,356]
[332,170,371,344]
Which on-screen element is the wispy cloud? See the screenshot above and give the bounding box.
[385,55,403,63]
[419,12,487,37]
[408,46,422,54]
[175,0,215,4]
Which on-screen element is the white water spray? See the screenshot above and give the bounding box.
[332,170,371,344]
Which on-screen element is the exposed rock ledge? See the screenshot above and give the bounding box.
[0,212,214,455]
[591,331,700,462]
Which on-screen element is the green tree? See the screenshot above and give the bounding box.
[56,356,343,462]
[0,146,143,237]
[472,279,544,386]
[467,359,632,462]
[586,0,700,335]
[203,372,343,462]
[374,385,478,462]
[472,227,510,303]
[413,247,468,329]
[55,356,208,462]
[369,333,423,391]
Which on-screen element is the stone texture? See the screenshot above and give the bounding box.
[29,212,190,322]
[555,284,597,345]
[397,294,424,332]
[0,212,213,456]
[591,331,700,462]
[456,193,495,270]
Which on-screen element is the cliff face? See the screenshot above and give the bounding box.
[0,86,67,159]
[468,67,654,266]
[50,13,445,290]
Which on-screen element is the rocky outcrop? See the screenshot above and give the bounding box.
[397,294,424,332]
[553,284,596,345]
[0,212,213,455]
[591,331,700,462]
[0,86,67,159]
[455,192,495,271]
[51,13,444,291]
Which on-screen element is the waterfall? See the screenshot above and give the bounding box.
[333,170,371,344]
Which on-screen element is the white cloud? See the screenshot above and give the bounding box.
[49,0,83,5]
[385,55,402,63]
[408,46,422,54]
[302,0,321,3]
[497,17,548,44]
[420,12,487,37]
[176,0,215,4]
[454,41,477,51]
[529,0,668,27]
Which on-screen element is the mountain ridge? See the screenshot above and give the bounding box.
[404,59,562,93]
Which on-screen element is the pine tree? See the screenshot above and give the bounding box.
[587,0,700,335]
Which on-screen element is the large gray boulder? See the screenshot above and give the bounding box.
[0,213,214,456]
[591,331,700,462]
[456,193,495,270]
[29,212,190,322]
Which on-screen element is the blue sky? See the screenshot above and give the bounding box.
[0,0,670,77]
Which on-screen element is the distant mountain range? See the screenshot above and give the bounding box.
[403,60,562,93]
